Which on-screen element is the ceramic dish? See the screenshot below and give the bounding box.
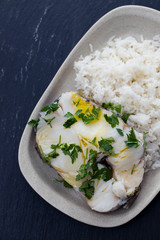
[18,6,160,227]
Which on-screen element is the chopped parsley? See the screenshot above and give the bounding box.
[86,148,88,159]
[73,99,80,106]
[41,103,59,115]
[28,119,39,129]
[75,109,83,117]
[89,149,98,160]
[143,132,148,150]
[79,179,95,199]
[76,161,92,181]
[114,104,121,113]
[54,179,73,188]
[39,145,59,164]
[50,136,82,164]
[131,164,135,175]
[102,102,114,110]
[75,106,100,125]
[116,128,124,136]
[92,105,101,119]
[102,102,121,113]
[60,143,82,164]
[92,168,112,182]
[63,112,77,128]
[43,117,55,128]
[125,128,140,148]
[98,137,115,156]
[89,137,97,146]
[76,148,113,199]
[122,112,133,123]
[104,113,119,128]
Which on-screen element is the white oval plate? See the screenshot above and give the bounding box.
[18,6,160,227]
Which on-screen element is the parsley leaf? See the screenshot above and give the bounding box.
[98,137,115,156]
[43,117,55,128]
[60,143,82,164]
[86,148,88,159]
[76,149,98,181]
[63,112,77,128]
[64,112,74,118]
[75,106,100,125]
[102,102,114,110]
[75,109,83,117]
[89,137,97,146]
[131,164,135,175]
[114,104,121,113]
[54,179,73,188]
[122,113,134,123]
[28,119,39,129]
[125,128,140,148]
[79,179,95,199]
[41,103,59,115]
[50,136,82,164]
[63,118,77,128]
[92,168,112,182]
[39,145,59,164]
[76,161,92,181]
[76,148,113,199]
[92,106,101,119]
[73,99,80,106]
[102,102,121,113]
[104,113,119,128]
[116,128,124,136]
[50,140,61,157]
[89,149,98,160]
[82,113,95,124]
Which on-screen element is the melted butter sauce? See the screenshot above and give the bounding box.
[71,93,102,124]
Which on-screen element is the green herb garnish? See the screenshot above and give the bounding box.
[143,132,148,150]
[39,145,59,164]
[43,117,55,128]
[92,168,112,182]
[92,105,101,119]
[125,128,140,148]
[28,119,39,129]
[86,148,88,160]
[102,102,121,113]
[79,179,95,199]
[114,104,121,113]
[104,113,119,128]
[41,103,59,115]
[60,143,82,164]
[63,112,77,128]
[116,128,124,136]
[98,137,115,156]
[76,161,93,181]
[102,102,114,110]
[73,99,80,106]
[131,164,135,175]
[54,179,73,188]
[122,113,134,123]
[50,136,82,164]
[75,106,100,125]
[89,149,98,160]
[76,148,112,199]
[89,137,97,146]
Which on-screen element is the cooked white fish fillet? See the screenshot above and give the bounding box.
[35,91,144,212]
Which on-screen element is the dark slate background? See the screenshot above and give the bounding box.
[1,1,160,239]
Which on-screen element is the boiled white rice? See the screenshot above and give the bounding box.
[74,36,160,171]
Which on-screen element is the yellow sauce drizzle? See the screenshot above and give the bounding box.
[71,93,102,124]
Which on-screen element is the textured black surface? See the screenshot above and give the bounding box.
[1,1,160,239]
